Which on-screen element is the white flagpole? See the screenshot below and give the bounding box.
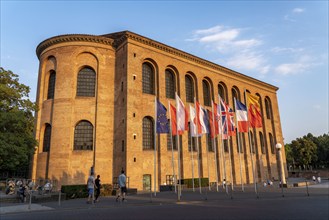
[207,132,211,191]
[168,101,177,193]
[175,93,182,201]
[212,101,219,192]
[234,98,245,192]
[245,90,259,198]
[218,95,228,194]
[224,101,234,192]
[194,97,202,194]
[189,106,195,192]
[154,97,157,196]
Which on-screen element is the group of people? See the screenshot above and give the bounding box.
[86,170,127,204]
[312,176,322,183]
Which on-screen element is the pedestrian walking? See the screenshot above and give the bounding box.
[86,172,95,204]
[116,170,127,202]
[94,175,101,202]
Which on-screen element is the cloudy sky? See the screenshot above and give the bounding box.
[1,0,328,143]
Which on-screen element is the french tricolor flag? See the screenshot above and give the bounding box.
[235,99,248,133]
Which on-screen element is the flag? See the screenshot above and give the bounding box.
[207,109,215,138]
[195,101,202,134]
[212,102,220,135]
[196,102,209,134]
[170,103,184,136]
[176,93,188,133]
[156,100,169,133]
[220,99,236,137]
[246,93,263,128]
[170,103,178,136]
[235,99,248,132]
[189,105,199,137]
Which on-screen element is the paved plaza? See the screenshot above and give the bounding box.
[1,181,328,220]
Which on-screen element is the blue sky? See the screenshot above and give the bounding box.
[1,0,328,143]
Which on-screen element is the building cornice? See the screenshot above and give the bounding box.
[112,31,278,91]
[36,34,114,59]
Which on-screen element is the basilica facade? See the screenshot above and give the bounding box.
[31,31,287,191]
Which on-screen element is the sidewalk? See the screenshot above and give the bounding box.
[1,179,328,215]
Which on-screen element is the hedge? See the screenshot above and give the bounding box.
[61,184,113,199]
[181,178,209,188]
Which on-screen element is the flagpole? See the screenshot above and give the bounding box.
[211,101,219,192]
[154,97,157,196]
[168,101,177,193]
[218,95,228,195]
[224,101,234,192]
[175,93,182,201]
[189,107,195,192]
[245,90,259,198]
[207,134,211,191]
[194,97,202,194]
[234,98,245,192]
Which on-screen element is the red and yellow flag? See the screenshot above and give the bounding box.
[246,93,263,128]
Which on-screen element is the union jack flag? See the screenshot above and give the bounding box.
[220,99,236,139]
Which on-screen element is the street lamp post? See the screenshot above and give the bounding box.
[276,143,286,185]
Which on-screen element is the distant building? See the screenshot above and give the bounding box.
[31,31,287,191]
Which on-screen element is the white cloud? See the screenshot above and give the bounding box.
[284,7,305,21]
[194,25,224,35]
[226,52,268,73]
[188,25,268,76]
[199,29,239,42]
[271,47,304,53]
[275,54,323,76]
[275,63,308,75]
[292,8,305,13]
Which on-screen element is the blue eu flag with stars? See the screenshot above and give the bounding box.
[156,100,169,133]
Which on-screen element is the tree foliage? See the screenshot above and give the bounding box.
[0,67,38,173]
[285,132,329,168]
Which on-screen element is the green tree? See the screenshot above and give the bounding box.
[313,133,329,168]
[290,136,317,167]
[284,143,294,167]
[0,67,38,174]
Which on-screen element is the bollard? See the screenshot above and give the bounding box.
[28,191,32,210]
[58,190,61,206]
[305,181,309,196]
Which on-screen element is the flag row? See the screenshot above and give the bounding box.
[156,93,263,138]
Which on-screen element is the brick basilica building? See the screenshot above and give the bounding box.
[31,31,287,191]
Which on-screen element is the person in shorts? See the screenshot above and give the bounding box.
[116,170,127,202]
[87,172,95,204]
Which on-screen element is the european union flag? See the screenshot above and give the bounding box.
[156,100,169,133]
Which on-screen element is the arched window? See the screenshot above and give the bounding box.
[250,131,255,153]
[203,80,211,106]
[265,97,272,120]
[165,69,175,99]
[47,71,56,99]
[236,132,244,153]
[269,133,275,154]
[259,132,265,154]
[74,120,93,150]
[43,124,52,152]
[231,87,240,109]
[218,83,227,102]
[207,134,214,152]
[142,63,154,95]
[167,134,177,150]
[185,75,194,103]
[77,67,96,97]
[188,122,197,151]
[224,139,229,152]
[143,117,154,150]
